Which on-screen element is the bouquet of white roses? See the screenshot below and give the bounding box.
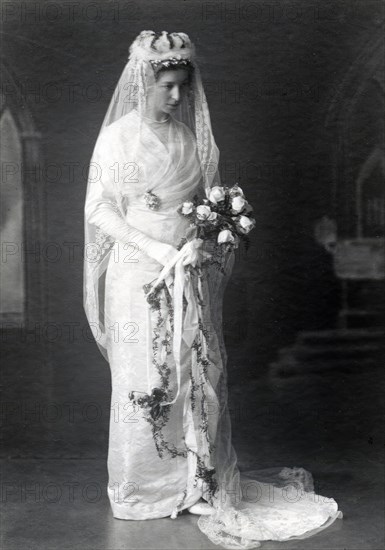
[178,183,256,249]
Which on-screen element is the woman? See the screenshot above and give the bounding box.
[84,30,342,549]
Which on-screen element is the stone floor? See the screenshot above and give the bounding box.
[1,454,382,550]
[1,338,384,549]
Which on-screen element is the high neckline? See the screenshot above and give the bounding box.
[141,113,171,124]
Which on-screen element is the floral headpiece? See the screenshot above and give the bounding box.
[149,56,192,71]
[128,30,195,65]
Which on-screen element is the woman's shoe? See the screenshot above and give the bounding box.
[187,499,214,516]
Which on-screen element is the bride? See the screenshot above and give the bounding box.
[84,30,342,549]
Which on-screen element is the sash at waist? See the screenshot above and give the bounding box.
[125,204,181,217]
[125,205,191,245]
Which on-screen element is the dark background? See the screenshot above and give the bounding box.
[2,0,384,473]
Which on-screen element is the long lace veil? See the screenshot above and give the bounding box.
[83,30,342,550]
[83,30,221,361]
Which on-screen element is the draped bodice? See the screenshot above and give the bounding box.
[97,109,206,243]
[103,109,205,212]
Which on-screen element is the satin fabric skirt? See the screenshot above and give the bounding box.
[104,233,214,519]
[102,209,343,545]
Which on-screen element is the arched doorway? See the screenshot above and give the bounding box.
[0,61,45,327]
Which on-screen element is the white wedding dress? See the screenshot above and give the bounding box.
[84,108,342,549]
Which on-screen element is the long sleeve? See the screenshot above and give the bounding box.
[85,182,152,249]
[85,131,178,265]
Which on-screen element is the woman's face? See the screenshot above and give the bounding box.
[148,68,190,117]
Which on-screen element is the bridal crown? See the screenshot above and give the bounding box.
[128,30,195,73]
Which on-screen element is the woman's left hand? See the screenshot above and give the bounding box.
[181,238,205,267]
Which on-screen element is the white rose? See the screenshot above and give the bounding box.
[208,186,226,204]
[231,195,247,213]
[238,215,255,234]
[196,205,212,220]
[208,211,218,221]
[171,35,183,49]
[229,184,244,197]
[156,32,171,53]
[217,229,235,244]
[181,201,194,215]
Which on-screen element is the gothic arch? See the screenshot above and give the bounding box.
[325,32,384,239]
[0,60,46,326]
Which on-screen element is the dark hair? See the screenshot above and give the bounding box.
[152,60,194,87]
